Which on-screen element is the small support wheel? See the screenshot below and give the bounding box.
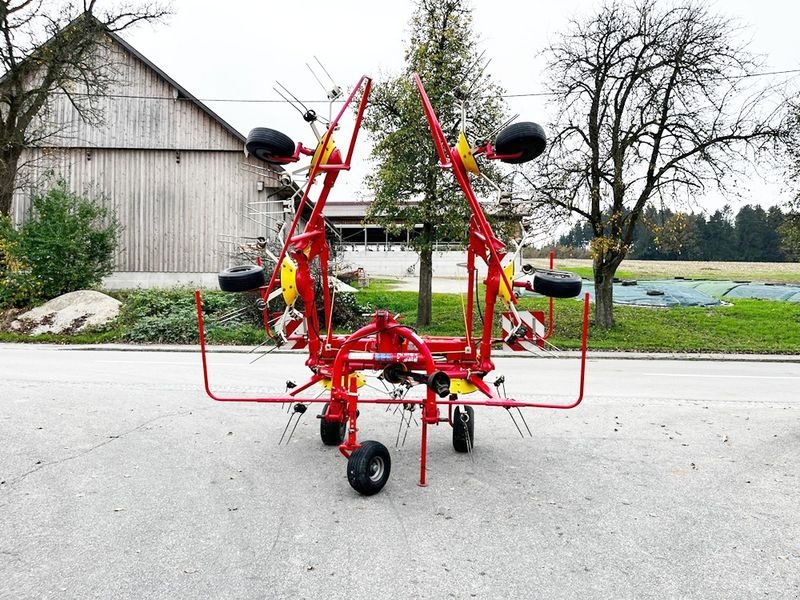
[245,127,296,163]
[347,440,391,496]
[532,269,582,298]
[320,402,346,446]
[218,264,266,292]
[494,122,546,164]
[452,406,475,453]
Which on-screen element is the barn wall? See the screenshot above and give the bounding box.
[30,38,243,152]
[13,148,284,273]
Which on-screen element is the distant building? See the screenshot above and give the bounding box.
[325,201,416,250]
[12,29,286,287]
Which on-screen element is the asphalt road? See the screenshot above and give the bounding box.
[1,344,798,600]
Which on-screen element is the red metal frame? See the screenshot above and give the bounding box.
[195,74,590,489]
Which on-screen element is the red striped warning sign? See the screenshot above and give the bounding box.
[501,310,545,351]
[284,317,307,349]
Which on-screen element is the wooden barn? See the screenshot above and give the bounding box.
[11,29,286,288]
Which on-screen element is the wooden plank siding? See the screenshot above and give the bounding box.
[29,37,245,151]
[13,148,282,272]
[12,31,285,274]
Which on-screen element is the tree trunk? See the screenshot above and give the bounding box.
[593,251,623,329]
[0,147,22,217]
[416,223,434,327]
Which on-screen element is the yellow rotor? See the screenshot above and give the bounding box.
[320,372,366,390]
[456,131,480,175]
[498,262,516,304]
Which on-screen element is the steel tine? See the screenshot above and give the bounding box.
[399,407,409,447]
[273,85,306,117]
[217,307,249,325]
[278,413,295,445]
[249,344,278,365]
[465,55,492,96]
[463,414,474,463]
[506,407,525,438]
[395,409,407,448]
[286,413,303,445]
[275,81,310,113]
[517,407,533,437]
[248,339,270,355]
[307,62,329,95]
[315,56,337,86]
[402,410,415,447]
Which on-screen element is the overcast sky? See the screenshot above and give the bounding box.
[120,0,799,211]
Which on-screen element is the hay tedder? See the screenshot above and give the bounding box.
[195,72,590,496]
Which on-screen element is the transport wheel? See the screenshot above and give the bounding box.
[494,122,546,164]
[532,269,582,298]
[218,264,266,292]
[452,406,475,453]
[245,127,296,163]
[320,403,347,446]
[347,440,391,496]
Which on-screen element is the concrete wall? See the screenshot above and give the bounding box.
[102,271,221,290]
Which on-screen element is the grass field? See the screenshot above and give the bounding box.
[518,259,800,283]
[2,259,799,353]
[354,290,800,354]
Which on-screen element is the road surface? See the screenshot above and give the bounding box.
[1,344,798,599]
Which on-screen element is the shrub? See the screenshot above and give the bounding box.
[116,285,372,345]
[327,290,372,331]
[119,288,260,344]
[0,215,41,308]
[18,182,121,300]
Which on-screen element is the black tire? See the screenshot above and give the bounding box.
[245,127,296,163]
[453,406,475,453]
[532,269,582,299]
[347,440,391,496]
[494,122,546,164]
[320,402,347,446]
[218,264,266,292]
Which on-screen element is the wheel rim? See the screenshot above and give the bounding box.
[368,456,385,483]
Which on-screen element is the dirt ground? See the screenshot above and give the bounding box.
[0,308,23,332]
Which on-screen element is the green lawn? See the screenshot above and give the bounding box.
[521,258,800,284]
[355,290,800,354]
[2,287,798,354]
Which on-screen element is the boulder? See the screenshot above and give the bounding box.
[11,290,121,335]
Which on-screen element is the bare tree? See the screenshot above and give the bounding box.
[0,0,170,216]
[781,101,800,260]
[526,0,784,328]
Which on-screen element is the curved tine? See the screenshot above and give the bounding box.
[315,56,338,87]
[307,62,329,95]
[275,81,310,113]
[464,54,492,97]
[273,85,306,117]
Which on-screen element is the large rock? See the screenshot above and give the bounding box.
[11,290,121,335]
